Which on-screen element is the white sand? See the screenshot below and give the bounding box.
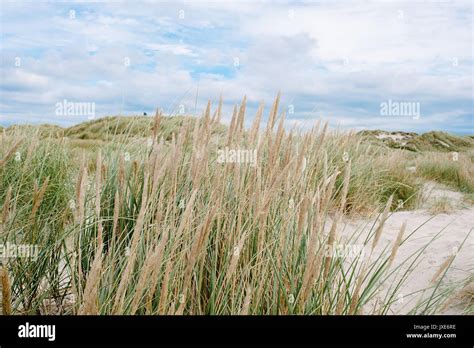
[340,183,473,314]
[375,132,411,146]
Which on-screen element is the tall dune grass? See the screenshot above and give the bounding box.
[415,152,474,193]
[0,96,465,315]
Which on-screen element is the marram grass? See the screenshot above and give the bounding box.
[0,96,469,315]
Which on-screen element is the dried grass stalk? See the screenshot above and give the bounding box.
[1,186,12,224]
[30,177,50,220]
[0,139,22,168]
[113,167,150,313]
[431,255,455,284]
[388,222,406,268]
[371,195,393,251]
[240,286,252,315]
[1,266,12,315]
[78,243,103,315]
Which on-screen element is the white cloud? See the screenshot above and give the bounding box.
[0,0,472,134]
[146,43,196,56]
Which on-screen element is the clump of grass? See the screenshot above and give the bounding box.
[458,278,474,314]
[428,197,454,215]
[0,134,72,227]
[0,130,73,313]
[462,193,474,205]
[416,152,474,193]
[342,149,421,213]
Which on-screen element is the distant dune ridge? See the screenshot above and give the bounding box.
[359,130,474,153]
[1,115,472,151]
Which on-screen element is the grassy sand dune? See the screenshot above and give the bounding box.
[360,130,474,153]
[0,96,472,315]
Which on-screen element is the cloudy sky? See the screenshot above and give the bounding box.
[0,0,472,133]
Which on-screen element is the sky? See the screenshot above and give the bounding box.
[0,0,473,134]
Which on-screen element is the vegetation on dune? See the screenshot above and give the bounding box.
[359,130,474,153]
[406,132,474,152]
[63,115,223,142]
[0,135,73,313]
[428,197,454,215]
[0,96,471,315]
[2,115,226,142]
[3,124,65,139]
[416,152,474,193]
